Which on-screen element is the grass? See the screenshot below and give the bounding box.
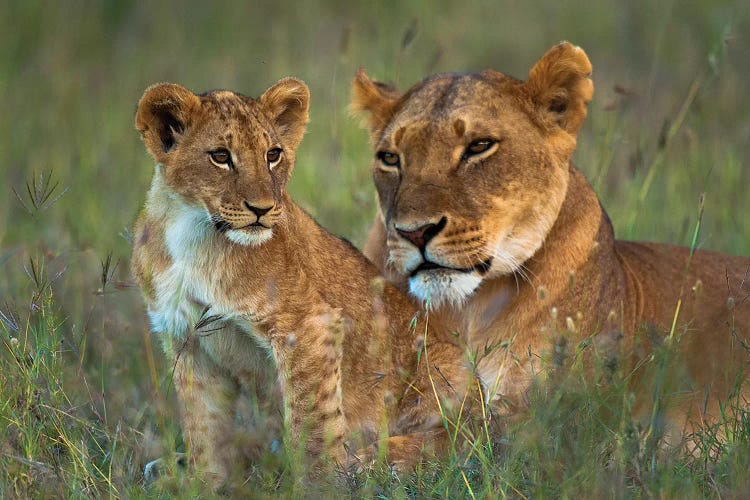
[1,0,749,497]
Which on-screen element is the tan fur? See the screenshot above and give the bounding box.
[352,42,750,441]
[132,79,474,486]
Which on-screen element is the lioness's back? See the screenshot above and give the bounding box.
[616,241,748,326]
[616,241,749,389]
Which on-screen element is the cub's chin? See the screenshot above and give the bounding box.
[407,268,483,309]
[226,227,273,247]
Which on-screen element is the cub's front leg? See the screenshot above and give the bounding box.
[271,312,348,469]
[171,335,244,486]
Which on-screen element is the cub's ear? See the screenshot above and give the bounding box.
[350,69,402,143]
[524,42,594,136]
[259,77,310,151]
[135,83,201,164]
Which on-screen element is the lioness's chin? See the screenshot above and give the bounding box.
[408,270,483,308]
[226,228,273,247]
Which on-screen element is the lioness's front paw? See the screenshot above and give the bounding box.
[342,443,377,474]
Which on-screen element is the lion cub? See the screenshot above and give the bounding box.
[132,79,470,484]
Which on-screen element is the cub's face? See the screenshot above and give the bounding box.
[136,79,309,246]
[353,43,593,307]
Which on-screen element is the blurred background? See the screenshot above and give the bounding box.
[1,0,748,494]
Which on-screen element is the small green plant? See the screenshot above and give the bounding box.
[12,170,69,218]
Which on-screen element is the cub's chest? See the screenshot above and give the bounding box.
[146,207,225,339]
[148,257,214,339]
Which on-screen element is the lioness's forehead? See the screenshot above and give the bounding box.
[402,73,518,115]
[383,72,523,143]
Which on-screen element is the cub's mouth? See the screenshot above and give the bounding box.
[211,214,274,247]
[212,218,270,233]
[409,257,493,277]
[213,219,232,233]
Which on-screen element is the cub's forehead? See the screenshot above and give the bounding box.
[191,90,278,147]
[197,90,270,128]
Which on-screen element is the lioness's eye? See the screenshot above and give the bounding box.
[267,148,283,168]
[464,139,495,157]
[376,151,401,168]
[209,149,232,169]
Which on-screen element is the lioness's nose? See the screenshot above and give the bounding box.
[395,216,447,251]
[243,201,273,217]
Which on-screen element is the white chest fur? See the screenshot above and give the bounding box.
[142,168,260,342]
[147,203,220,339]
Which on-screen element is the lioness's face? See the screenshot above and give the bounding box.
[353,43,593,306]
[136,79,309,246]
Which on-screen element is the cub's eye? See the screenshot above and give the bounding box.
[376,151,401,169]
[266,148,283,168]
[463,139,496,159]
[209,149,232,169]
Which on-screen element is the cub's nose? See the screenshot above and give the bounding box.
[395,216,447,252]
[243,201,273,217]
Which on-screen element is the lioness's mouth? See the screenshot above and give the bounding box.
[409,257,493,277]
[238,221,270,230]
[410,261,448,276]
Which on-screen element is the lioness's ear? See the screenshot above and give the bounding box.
[135,83,201,164]
[524,42,593,136]
[259,78,310,151]
[350,69,402,143]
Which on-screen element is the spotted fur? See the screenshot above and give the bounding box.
[132,79,475,487]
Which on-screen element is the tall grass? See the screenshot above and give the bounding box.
[1,0,749,496]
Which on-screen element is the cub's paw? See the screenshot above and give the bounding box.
[143,452,187,485]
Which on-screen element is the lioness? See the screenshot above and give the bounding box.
[352,42,750,439]
[132,79,471,485]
